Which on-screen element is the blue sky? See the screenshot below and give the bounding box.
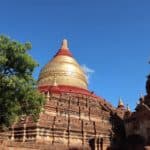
[0,0,150,110]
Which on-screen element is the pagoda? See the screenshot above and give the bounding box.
[124,75,150,148]
[9,39,116,150]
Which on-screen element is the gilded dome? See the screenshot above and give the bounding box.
[38,39,88,89]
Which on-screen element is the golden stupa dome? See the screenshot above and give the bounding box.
[38,39,88,90]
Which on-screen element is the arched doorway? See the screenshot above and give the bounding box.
[88,137,103,150]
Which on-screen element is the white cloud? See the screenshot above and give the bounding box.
[81,64,95,83]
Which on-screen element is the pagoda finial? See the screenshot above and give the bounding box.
[136,100,140,105]
[54,39,72,57]
[61,39,68,49]
[126,104,131,111]
[139,92,144,102]
[118,97,124,108]
[139,92,143,98]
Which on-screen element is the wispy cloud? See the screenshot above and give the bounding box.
[81,64,95,83]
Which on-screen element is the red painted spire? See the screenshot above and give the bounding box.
[54,39,73,57]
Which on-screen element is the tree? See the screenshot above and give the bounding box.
[0,35,45,129]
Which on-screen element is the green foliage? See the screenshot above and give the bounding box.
[0,35,45,128]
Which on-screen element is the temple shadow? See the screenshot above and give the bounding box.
[125,134,145,150]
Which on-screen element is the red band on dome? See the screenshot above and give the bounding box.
[54,48,73,57]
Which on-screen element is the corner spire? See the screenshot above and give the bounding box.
[61,39,68,49]
[118,97,124,108]
[126,104,131,112]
